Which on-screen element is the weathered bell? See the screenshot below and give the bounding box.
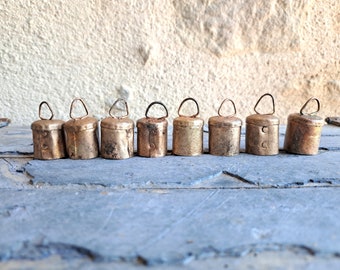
[63,98,99,159]
[137,101,168,158]
[209,98,242,156]
[284,97,324,155]
[31,101,66,160]
[246,93,280,156]
[173,97,204,156]
[101,98,134,159]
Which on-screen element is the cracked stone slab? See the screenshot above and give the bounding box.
[26,149,340,188]
[0,188,340,266]
[0,159,32,188]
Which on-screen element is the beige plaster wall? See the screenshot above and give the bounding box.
[1,0,339,125]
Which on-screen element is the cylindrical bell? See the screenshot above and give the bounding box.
[246,93,280,156]
[209,98,242,156]
[137,101,168,158]
[31,101,66,160]
[173,98,204,156]
[101,98,134,159]
[284,97,324,155]
[63,98,99,159]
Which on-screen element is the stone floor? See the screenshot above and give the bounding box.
[0,125,339,269]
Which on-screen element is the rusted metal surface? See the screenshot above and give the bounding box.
[173,98,204,156]
[101,99,134,159]
[208,98,242,156]
[63,98,99,160]
[246,93,279,156]
[0,118,11,128]
[284,97,324,155]
[326,117,340,127]
[31,101,66,160]
[137,102,168,158]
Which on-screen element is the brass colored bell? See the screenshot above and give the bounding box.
[137,101,168,158]
[101,98,134,159]
[173,98,204,156]
[246,93,280,156]
[209,98,242,156]
[31,101,66,160]
[63,98,99,159]
[284,97,324,155]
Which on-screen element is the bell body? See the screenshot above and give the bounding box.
[31,119,66,160]
[101,117,134,159]
[208,116,242,156]
[246,114,279,155]
[137,118,168,158]
[284,113,324,155]
[173,116,204,156]
[64,117,99,159]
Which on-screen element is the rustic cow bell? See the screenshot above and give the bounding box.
[173,97,204,156]
[246,93,280,155]
[284,97,324,155]
[209,98,242,156]
[137,101,168,158]
[63,98,99,159]
[31,101,66,160]
[101,98,134,159]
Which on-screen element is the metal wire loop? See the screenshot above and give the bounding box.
[109,98,129,119]
[69,98,89,120]
[254,93,275,115]
[300,97,320,116]
[39,101,54,120]
[178,97,199,118]
[218,98,237,117]
[145,101,168,119]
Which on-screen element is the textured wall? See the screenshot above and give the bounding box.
[1,0,339,125]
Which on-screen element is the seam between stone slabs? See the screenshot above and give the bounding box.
[2,242,340,266]
[23,177,340,190]
[2,184,340,192]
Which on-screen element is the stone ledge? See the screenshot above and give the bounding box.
[26,150,339,189]
[1,188,340,266]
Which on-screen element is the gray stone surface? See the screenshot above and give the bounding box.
[1,188,340,266]
[1,250,340,270]
[26,150,339,189]
[0,125,339,269]
[0,126,33,155]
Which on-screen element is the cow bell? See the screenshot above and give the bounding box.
[137,101,168,158]
[101,98,134,159]
[209,98,242,156]
[63,98,99,159]
[31,101,66,160]
[173,97,204,156]
[246,93,280,156]
[284,97,324,155]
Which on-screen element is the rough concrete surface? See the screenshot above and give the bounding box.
[1,0,339,125]
[0,125,340,269]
